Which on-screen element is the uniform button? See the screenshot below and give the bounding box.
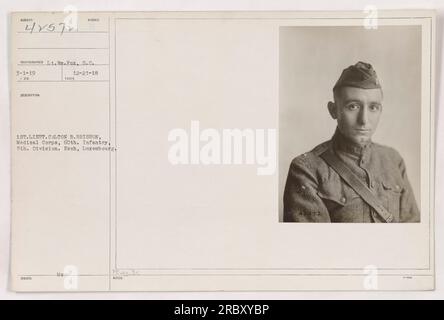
[395,185,400,190]
[301,185,306,190]
[341,197,346,203]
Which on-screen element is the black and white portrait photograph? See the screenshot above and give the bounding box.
[6,9,436,293]
[279,26,422,223]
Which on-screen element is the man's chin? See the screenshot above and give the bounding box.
[339,128,373,145]
[351,135,372,145]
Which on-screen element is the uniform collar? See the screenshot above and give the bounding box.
[331,127,372,158]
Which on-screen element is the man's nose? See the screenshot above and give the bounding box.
[358,106,369,126]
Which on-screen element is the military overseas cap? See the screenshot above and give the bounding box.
[333,61,381,91]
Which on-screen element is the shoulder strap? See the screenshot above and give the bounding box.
[320,149,393,223]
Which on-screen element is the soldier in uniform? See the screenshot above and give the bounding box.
[283,61,420,223]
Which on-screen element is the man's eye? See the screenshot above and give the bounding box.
[369,104,381,111]
[347,104,359,110]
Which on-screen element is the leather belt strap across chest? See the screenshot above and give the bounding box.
[320,149,394,223]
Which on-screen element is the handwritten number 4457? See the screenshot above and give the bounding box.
[24,22,75,35]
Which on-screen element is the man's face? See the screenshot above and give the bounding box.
[329,86,383,145]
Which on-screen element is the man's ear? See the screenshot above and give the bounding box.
[327,101,337,120]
